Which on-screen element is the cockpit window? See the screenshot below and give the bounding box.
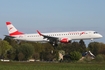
[94,32,98,34]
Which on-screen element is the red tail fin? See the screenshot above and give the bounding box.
[6,22,24,36]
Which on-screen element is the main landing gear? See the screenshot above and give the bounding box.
[49,41,58,47]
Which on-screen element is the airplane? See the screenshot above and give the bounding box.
[5,22,103,46]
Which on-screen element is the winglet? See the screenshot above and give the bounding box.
[37,30,42,36]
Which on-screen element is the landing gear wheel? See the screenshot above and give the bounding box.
[53,43,58,47]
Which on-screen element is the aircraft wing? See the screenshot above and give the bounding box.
[37,30,58,41]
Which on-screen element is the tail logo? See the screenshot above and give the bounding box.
[9,27,13,31]
[80,32,85,36]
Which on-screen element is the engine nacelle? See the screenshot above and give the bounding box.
[59,38,71,43]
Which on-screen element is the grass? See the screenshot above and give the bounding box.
[0,62,105,70]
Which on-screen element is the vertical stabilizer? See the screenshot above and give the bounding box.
[6,22,24,36]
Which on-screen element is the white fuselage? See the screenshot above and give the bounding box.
[5,22,103,43]
[12,31,102,42]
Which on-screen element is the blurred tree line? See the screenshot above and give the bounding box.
[0,37,105,62]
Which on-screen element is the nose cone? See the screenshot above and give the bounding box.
[99,34,103,38]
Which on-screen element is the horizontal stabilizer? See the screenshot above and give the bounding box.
[4,35,15,38]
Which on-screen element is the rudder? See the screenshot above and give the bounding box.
[6,22,24,36]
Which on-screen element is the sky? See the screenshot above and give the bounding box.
[0,0,105,44]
